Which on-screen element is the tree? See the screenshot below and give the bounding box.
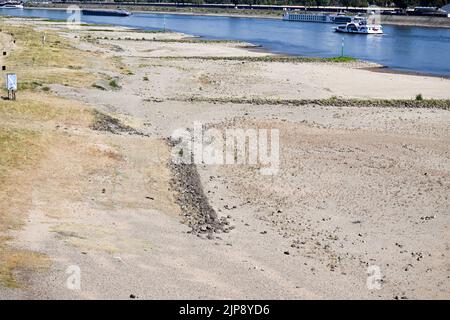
[393,0,419,8]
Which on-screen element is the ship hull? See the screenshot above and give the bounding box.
[334,26,383,34]
[81,9,131,17]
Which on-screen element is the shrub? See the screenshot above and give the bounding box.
[109,79,119,89]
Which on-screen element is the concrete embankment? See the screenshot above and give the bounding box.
[381,15,450,28]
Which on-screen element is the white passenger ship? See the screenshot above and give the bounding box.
[335,21,383,34]
[0,1,23,8]
[282,11,365,24]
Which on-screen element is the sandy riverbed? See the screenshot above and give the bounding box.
[0,18,449,299]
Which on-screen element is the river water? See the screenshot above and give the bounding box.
[2,8,450,76]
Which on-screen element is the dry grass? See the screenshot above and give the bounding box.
[2,24,98,89]
[0,94,94,233]
[0,93,93,125]
[0,129,50,287]
[0,128,43,182]
[110,55,133,75]
[0,21,118,289]
[0,237,50,288]
[0,96,93,290]
[0,127,45,233]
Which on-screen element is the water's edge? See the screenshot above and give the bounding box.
[2,7,449,77]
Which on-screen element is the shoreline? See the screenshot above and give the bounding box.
[4,11,449,79]
[364,66,450,80]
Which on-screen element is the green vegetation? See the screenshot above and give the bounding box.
[416,93,423,101]
[119,37,243,44]
[109,79,120,89]
[326,56,356,62]
[18,80,43,91]
[157,55,357,63]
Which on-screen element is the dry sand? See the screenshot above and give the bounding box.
[0,19,449,299]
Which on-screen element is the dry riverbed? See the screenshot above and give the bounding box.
[0,18,449,299]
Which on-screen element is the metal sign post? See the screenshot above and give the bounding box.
[6,73,17,100]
